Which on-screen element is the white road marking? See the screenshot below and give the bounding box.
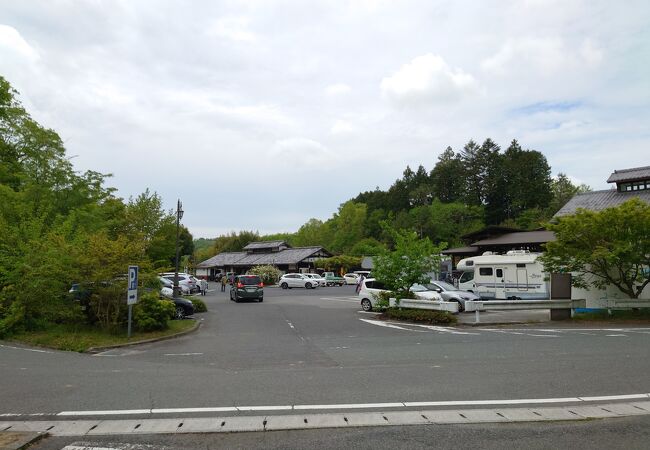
[0,344,53,354]
[605,334,627,337]
[163,352,203,356]
[403,323,480,335]
[320,297,359,303]
[6,392,635,417]
[359,318,427,332]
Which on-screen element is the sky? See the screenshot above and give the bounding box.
[1,0,648,238]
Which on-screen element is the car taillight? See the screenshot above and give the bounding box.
[258,282,264,287]
[237,282,243,288]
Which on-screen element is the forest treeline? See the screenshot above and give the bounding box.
[200,140,590,261]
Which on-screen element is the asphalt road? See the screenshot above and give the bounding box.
[1,285,649,416]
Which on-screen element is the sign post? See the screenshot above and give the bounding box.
[127,265,139,338]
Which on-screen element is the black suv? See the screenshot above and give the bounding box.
[230,275,264,303]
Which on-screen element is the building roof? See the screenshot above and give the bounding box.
[554,189,650,217]
[460,226,520,242]
[441,246,480,255]
[197,246,330,268]
[606,166,650,184]
[471,230,556,246]
[243,240,288,251]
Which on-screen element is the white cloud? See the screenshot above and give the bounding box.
[381,54,477,107]
[482,37,604,75]
[330,119,355,135]
[325,83,352,96]
[269,137,338,168]
[0,24,38,61]
[206,17,256,42]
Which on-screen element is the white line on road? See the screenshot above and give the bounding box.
[0,344,53,354]
[359,318,427,332]
[163,353,203,356]
[50,392,650,417]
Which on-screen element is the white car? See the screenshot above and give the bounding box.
[343,273,359,285]
[159,276,188,296]
[305,273,327,287]
[160,273,195,294]
[279,273,318,289]
[358,278,443,311]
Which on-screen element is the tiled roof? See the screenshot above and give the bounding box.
[471,231,555,246]
[607,166,650,183]
[243,240,288,250]
[554,189,650,217]
[442,246,480,255]
[197,247,330,268]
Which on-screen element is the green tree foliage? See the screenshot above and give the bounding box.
[372,223,446,296]
[0,76,185,336]
[249,265,282,284]
[349,238,387,256]
[211,230,260,254]
[327,201,367,254]
[540,199,650,298]
[314,255,362,272]
[429,147,465,203]
[547,173,591,216]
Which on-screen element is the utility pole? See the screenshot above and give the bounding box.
[173,199,184,297]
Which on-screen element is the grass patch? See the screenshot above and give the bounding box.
[10,320,197,352]
[573,308,650,322]
[383,307,458,325]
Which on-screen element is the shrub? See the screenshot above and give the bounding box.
[190,298,207,313]
[249,265,281,285]
[385,308,457,325]
[133,292,174,331]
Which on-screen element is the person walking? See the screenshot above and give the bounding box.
[220,275,227,292]
[355,274,365,294]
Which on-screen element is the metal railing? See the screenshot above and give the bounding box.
[389,298,459,313]
[464,299,587,323]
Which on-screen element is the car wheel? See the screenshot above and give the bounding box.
[361,298,372,312]
[234,294,240,303]
[281,282,288,289]
[174,306,186,320]
[305,282,312,289]
[456,300,465,313]
[259,297,263,302]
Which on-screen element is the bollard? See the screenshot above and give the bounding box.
[475,308,480,324]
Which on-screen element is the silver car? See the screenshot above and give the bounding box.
[424,281,480,312]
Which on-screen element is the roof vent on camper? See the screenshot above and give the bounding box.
[482,251,494,256]
[506,250,530,255]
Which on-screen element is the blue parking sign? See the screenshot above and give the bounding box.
[127,265,138,305]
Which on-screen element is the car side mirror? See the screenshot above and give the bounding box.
[436,288,442,293]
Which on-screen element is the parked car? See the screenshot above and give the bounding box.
[343,273,359,285]
[423,280,480,312]
[164,296,195,319]
[279,273,318,289]
[358,279,448,311]
[305,273,327,287]
[160,273,196,293]
[358,278,389,312]
[321,271,345,286]
[230,274,264,302]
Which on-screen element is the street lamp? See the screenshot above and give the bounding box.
[173,199,184,297]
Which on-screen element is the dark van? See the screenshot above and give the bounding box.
[230,275,264,303]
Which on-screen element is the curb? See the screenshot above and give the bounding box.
[86,320,201,354]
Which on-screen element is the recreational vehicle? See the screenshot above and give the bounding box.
[456,250,549,300]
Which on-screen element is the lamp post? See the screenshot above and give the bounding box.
[173,199,184,297]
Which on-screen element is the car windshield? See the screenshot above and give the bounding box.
[410,284,430,292]
[426,281,458,291]
[239,276,261,285]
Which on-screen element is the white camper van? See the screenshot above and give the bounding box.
[457,251,549,300]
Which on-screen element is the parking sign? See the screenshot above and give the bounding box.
[127,265,138,305]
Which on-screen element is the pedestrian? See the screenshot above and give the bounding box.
[220,275,227,292]
[201,279,208,296]
[355,274,365,294]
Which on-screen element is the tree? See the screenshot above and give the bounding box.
[430,147,465,203]
[372,223,446,297]
[547,173,591,216]
[540,199,650,298]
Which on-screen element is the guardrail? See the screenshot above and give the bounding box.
[389,298,459,313]
[464,299,587,323]
[588,298,650,310]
